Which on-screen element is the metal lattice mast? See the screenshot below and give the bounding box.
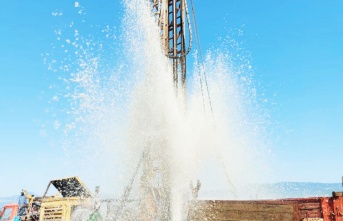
[136,1,189,220]
[169,0,187,99]
[114,1,196,220]
[150,0,187,99]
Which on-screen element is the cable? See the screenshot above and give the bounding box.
[189,0,214,119]
[188,1,240,199]
[189,1,206,114]
[199,67,206,114]
[112,155,143,220]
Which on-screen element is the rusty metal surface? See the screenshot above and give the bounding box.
[282,197,341,220]
[283,198,323,219]
[332,195,343,221]
[321,197,334,221]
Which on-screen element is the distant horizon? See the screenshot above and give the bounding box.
[1,181,342,199]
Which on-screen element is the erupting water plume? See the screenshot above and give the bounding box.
[47,0,271,219]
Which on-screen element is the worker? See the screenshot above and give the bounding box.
[17,191,29,218]
[18,191,27,207]
[190,180,201,200]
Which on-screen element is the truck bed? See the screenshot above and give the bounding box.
[188,192,343,221]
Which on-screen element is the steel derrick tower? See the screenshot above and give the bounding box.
[114,1,191,220]
[150,0,189,98]
[140,0,190,220]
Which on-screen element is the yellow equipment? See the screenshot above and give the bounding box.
[39,176,93,221]
[19,190,41,221]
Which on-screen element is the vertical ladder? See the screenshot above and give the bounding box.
[149,0,187,98]
[167,0,187,99]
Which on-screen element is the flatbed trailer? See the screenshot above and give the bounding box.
[188,192,343,221]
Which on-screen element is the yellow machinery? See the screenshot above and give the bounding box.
[39,176,93,221]
[19,190,41,220]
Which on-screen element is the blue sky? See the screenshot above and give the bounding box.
[1,0,343,197]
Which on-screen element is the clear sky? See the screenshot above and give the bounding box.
[0,0,343,197]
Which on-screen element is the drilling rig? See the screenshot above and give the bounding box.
[140,0,191,220]
[150,0,190,99]
[113,0,192,220]
[114,0,192,221]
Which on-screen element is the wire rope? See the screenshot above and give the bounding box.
[189,0,214,118]
[189,0,239,198]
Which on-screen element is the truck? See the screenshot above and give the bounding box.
[0,204,19,221]
[188,191,343,221]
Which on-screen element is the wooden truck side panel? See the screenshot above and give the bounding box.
[188,200,298,221]
[188,195,343,221]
